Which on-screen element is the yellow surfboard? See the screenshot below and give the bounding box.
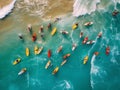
[34,46,38,55]
[83,56,89,64]
[72,24,78,30]
[26,48,30,56]
[13,58,21,65]
[51,28,57,36]
[52,67,59,75]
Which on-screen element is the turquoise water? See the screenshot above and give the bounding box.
[0,2,120,90]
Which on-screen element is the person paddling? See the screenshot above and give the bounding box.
[97,32,102,38]
[27,24,32,33]
[106,46,110,55]
[18,33,23,40]
[48,23,51,29]
[112,10,119,16]
[80,32,83,38]
[39,25,43,33]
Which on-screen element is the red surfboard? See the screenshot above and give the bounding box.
[48,49,51,58]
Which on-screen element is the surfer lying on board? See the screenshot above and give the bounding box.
[112,10,119,16]
[18,33,23,40]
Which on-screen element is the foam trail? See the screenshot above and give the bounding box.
[90,54,98,89]
[53,80,73,90]
[70,30,74,43]
[90,55,97,74]
[73,0,100,17]
[113,0,120,9]
[0,0,16,19]
[64,80,72,89]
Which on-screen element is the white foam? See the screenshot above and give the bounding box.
[115,33,120,40]
[16,0,48,16]
[111,57,117,64]
[114,0,120,4]
[64,80,71,89]
[90,80,95,89]
[90,55,100,89]
[110,46,119,64]
[73,0,120,17]
[53,80,73,90]
[90,55,99,75]
[90,54,107,88]
[73,0,100,17]
[70,30,74,43]
[0,0,16,19]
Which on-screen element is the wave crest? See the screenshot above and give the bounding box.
[73,0,100,17]
[73,0,120,17]
[0,0,16,19]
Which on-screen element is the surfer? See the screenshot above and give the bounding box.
[27,24,32,33]
[60,30,69,35]
[106,46,110,55]
[48,23,51,29]
[97,32,102,38]
[54,17,61,22]
[18,33,23,40]
[39,25,43,33]
[112,10,119,16]
[80,32,83,38]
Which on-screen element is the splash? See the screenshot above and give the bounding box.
[0,0,16,19]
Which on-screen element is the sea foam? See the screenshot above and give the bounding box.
[0,0,16,19]
[116,0,120,3]
[53,80,73,90]
[16,0,48,16]
[73,0,120,17]
[90,55,99,75]
[73,0,100,17]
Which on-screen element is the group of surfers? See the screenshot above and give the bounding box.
[15,10,118,76]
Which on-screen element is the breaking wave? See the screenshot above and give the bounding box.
[73,0,120,17]
[0,0,16,19]
[73,0,100,17]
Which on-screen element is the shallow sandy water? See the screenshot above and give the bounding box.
[0,0,13,8]
[0,0,74,31]
[44,0,74,18]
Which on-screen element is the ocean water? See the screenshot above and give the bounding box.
[0,0,120,90]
